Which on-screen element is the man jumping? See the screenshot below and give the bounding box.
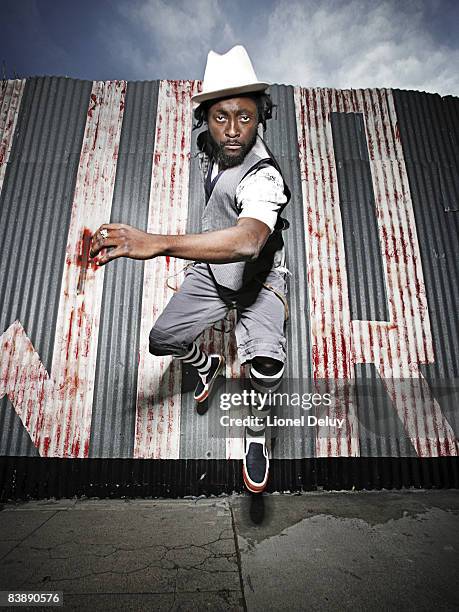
[90,45,291,493]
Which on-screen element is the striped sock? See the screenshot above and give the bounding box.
[176,342,212,378]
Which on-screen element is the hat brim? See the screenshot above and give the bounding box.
[191,82,271,108]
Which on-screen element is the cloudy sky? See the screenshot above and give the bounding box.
[2,0,458,96]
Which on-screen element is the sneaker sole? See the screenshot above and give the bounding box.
[242,464,269,493]
[194,355,225,403]
[242,439,270,494]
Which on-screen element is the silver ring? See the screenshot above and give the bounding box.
[100,229,109,240]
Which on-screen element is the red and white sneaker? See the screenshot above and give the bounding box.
[242,428,270,493]
[194,354,225,403]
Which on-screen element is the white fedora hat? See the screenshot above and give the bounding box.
[191,45,270,107]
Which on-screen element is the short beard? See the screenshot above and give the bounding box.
[211,129,258,169]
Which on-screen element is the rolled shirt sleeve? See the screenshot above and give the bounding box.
[236,165,287,234]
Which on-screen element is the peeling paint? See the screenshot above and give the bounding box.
[0,80,25,193]
[294,87,457,458]
[134,80,199,459]
[0,80,127,458]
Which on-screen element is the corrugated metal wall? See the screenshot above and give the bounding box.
[90,81,160,458]
[0,78,458,498]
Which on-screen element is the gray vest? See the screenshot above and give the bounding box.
[201,136,289,291]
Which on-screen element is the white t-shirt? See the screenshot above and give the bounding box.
[210,163,287,234]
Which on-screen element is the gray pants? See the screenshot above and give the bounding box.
[149,262,289,366]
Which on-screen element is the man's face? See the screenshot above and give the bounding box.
[207,96,259,168]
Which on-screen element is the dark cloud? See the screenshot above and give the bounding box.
[1,0,458,95]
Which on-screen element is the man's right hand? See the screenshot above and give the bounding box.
[90,224,164,266]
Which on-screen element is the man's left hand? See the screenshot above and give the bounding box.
[90,223,161,265]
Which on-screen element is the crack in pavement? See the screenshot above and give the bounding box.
[0,511,59,564]
[8,525,238,588]
[230,504,248,612]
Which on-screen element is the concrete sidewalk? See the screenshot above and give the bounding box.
[0,490,458,611]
